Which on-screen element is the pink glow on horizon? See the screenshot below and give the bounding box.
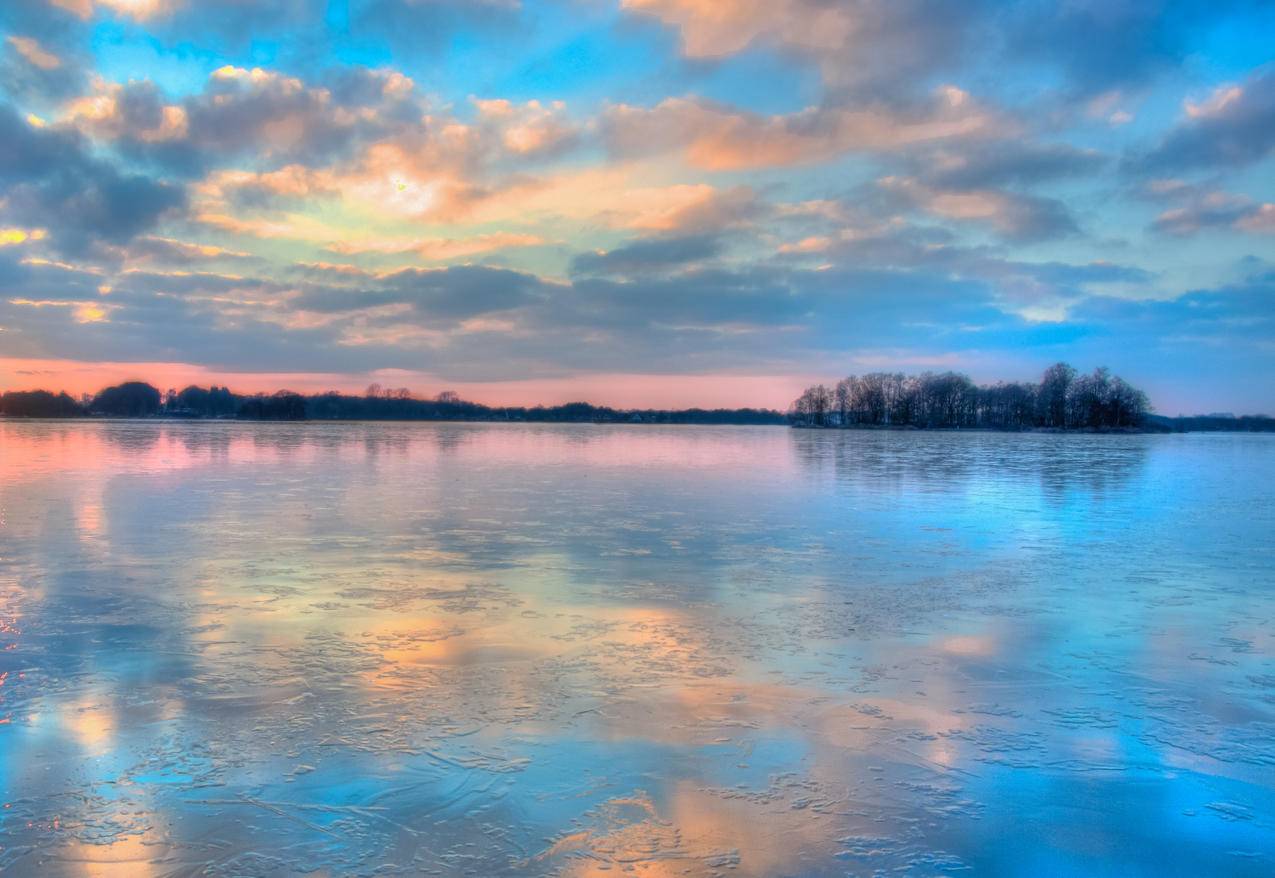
[0,358,820,410]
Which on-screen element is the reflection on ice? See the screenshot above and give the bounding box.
[0,421,1272,875]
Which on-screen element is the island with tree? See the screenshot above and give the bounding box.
[788,363,1271,432]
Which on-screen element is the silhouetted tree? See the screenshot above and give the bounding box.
[790,384,833,426]
[1107,376,1150,427]
[238,390,307,420]
[0,390,84,417]
[173,385,241,417]
[834,378,853,425]
[92,382,161,417]
[1038,362,1075,428]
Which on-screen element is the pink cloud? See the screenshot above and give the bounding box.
[604,87,1002,170]
[6,35,62,70]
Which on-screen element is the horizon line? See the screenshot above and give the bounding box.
[3,374,1273,421]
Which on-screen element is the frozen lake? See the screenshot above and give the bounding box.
[1,421,1272,876]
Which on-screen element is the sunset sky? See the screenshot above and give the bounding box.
[0,0,1272,413]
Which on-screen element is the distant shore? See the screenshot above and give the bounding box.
[4,412,1272,433]
[2,373,1271,431]
[0,383,787,426]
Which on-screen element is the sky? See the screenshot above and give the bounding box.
[0,0,1272,414]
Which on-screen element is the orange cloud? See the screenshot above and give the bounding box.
[50,0,172,21]
[200,165,336,201]
[431,164,753,233]
[327,231,546,260]
[473,97,578,156]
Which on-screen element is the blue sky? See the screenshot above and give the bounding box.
[0,0,1272,412]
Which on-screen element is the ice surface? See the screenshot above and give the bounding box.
[0,422,1272,875]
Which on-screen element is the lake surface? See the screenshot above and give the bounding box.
[0,421,1272,876]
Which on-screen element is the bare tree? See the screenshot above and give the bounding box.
[810,384,833,426]
[1038,362,1075,428]
[834,377,854,426]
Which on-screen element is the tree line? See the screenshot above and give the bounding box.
[1144,413,1275,432]
[789,363,1154,430]
[0,381,786,425]
[3,373,1270,431]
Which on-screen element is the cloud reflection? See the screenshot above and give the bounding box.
[0,422,1272,875]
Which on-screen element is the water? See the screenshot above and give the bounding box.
[0,421,1272,876]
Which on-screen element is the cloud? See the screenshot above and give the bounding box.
[1067,269,1275,353]
[292,264,551,323]
[623,0,856,60]
[838,139,1103,242]
[47,0,175,22]
[1141,180,1275,237]
[117,236,258,266]
[119,78,585,233]
[603,87,1002,169]
[570,234,722,276]
[0,104,185,255]
[0,28,87,102]
[472,98,580,159]
[1134,66,1275,172]
[191,157,758,248]
[6,35,60,70]
[64,66,415,177]
[622,0,988,98]
[383,162,753,231]
[625,0,1269,111]
[1003,1,1220,96]
[347,0,521,53]
[874,176,1079,242]
[327,232,546,261]
[2,221,1249,403]
[771,213,1153,319]
[0,248,104,301]
[80,0,324,52]
[622,184,759,233]
[915,142,1107,190]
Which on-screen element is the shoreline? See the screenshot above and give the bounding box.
[4,415,1274,433]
